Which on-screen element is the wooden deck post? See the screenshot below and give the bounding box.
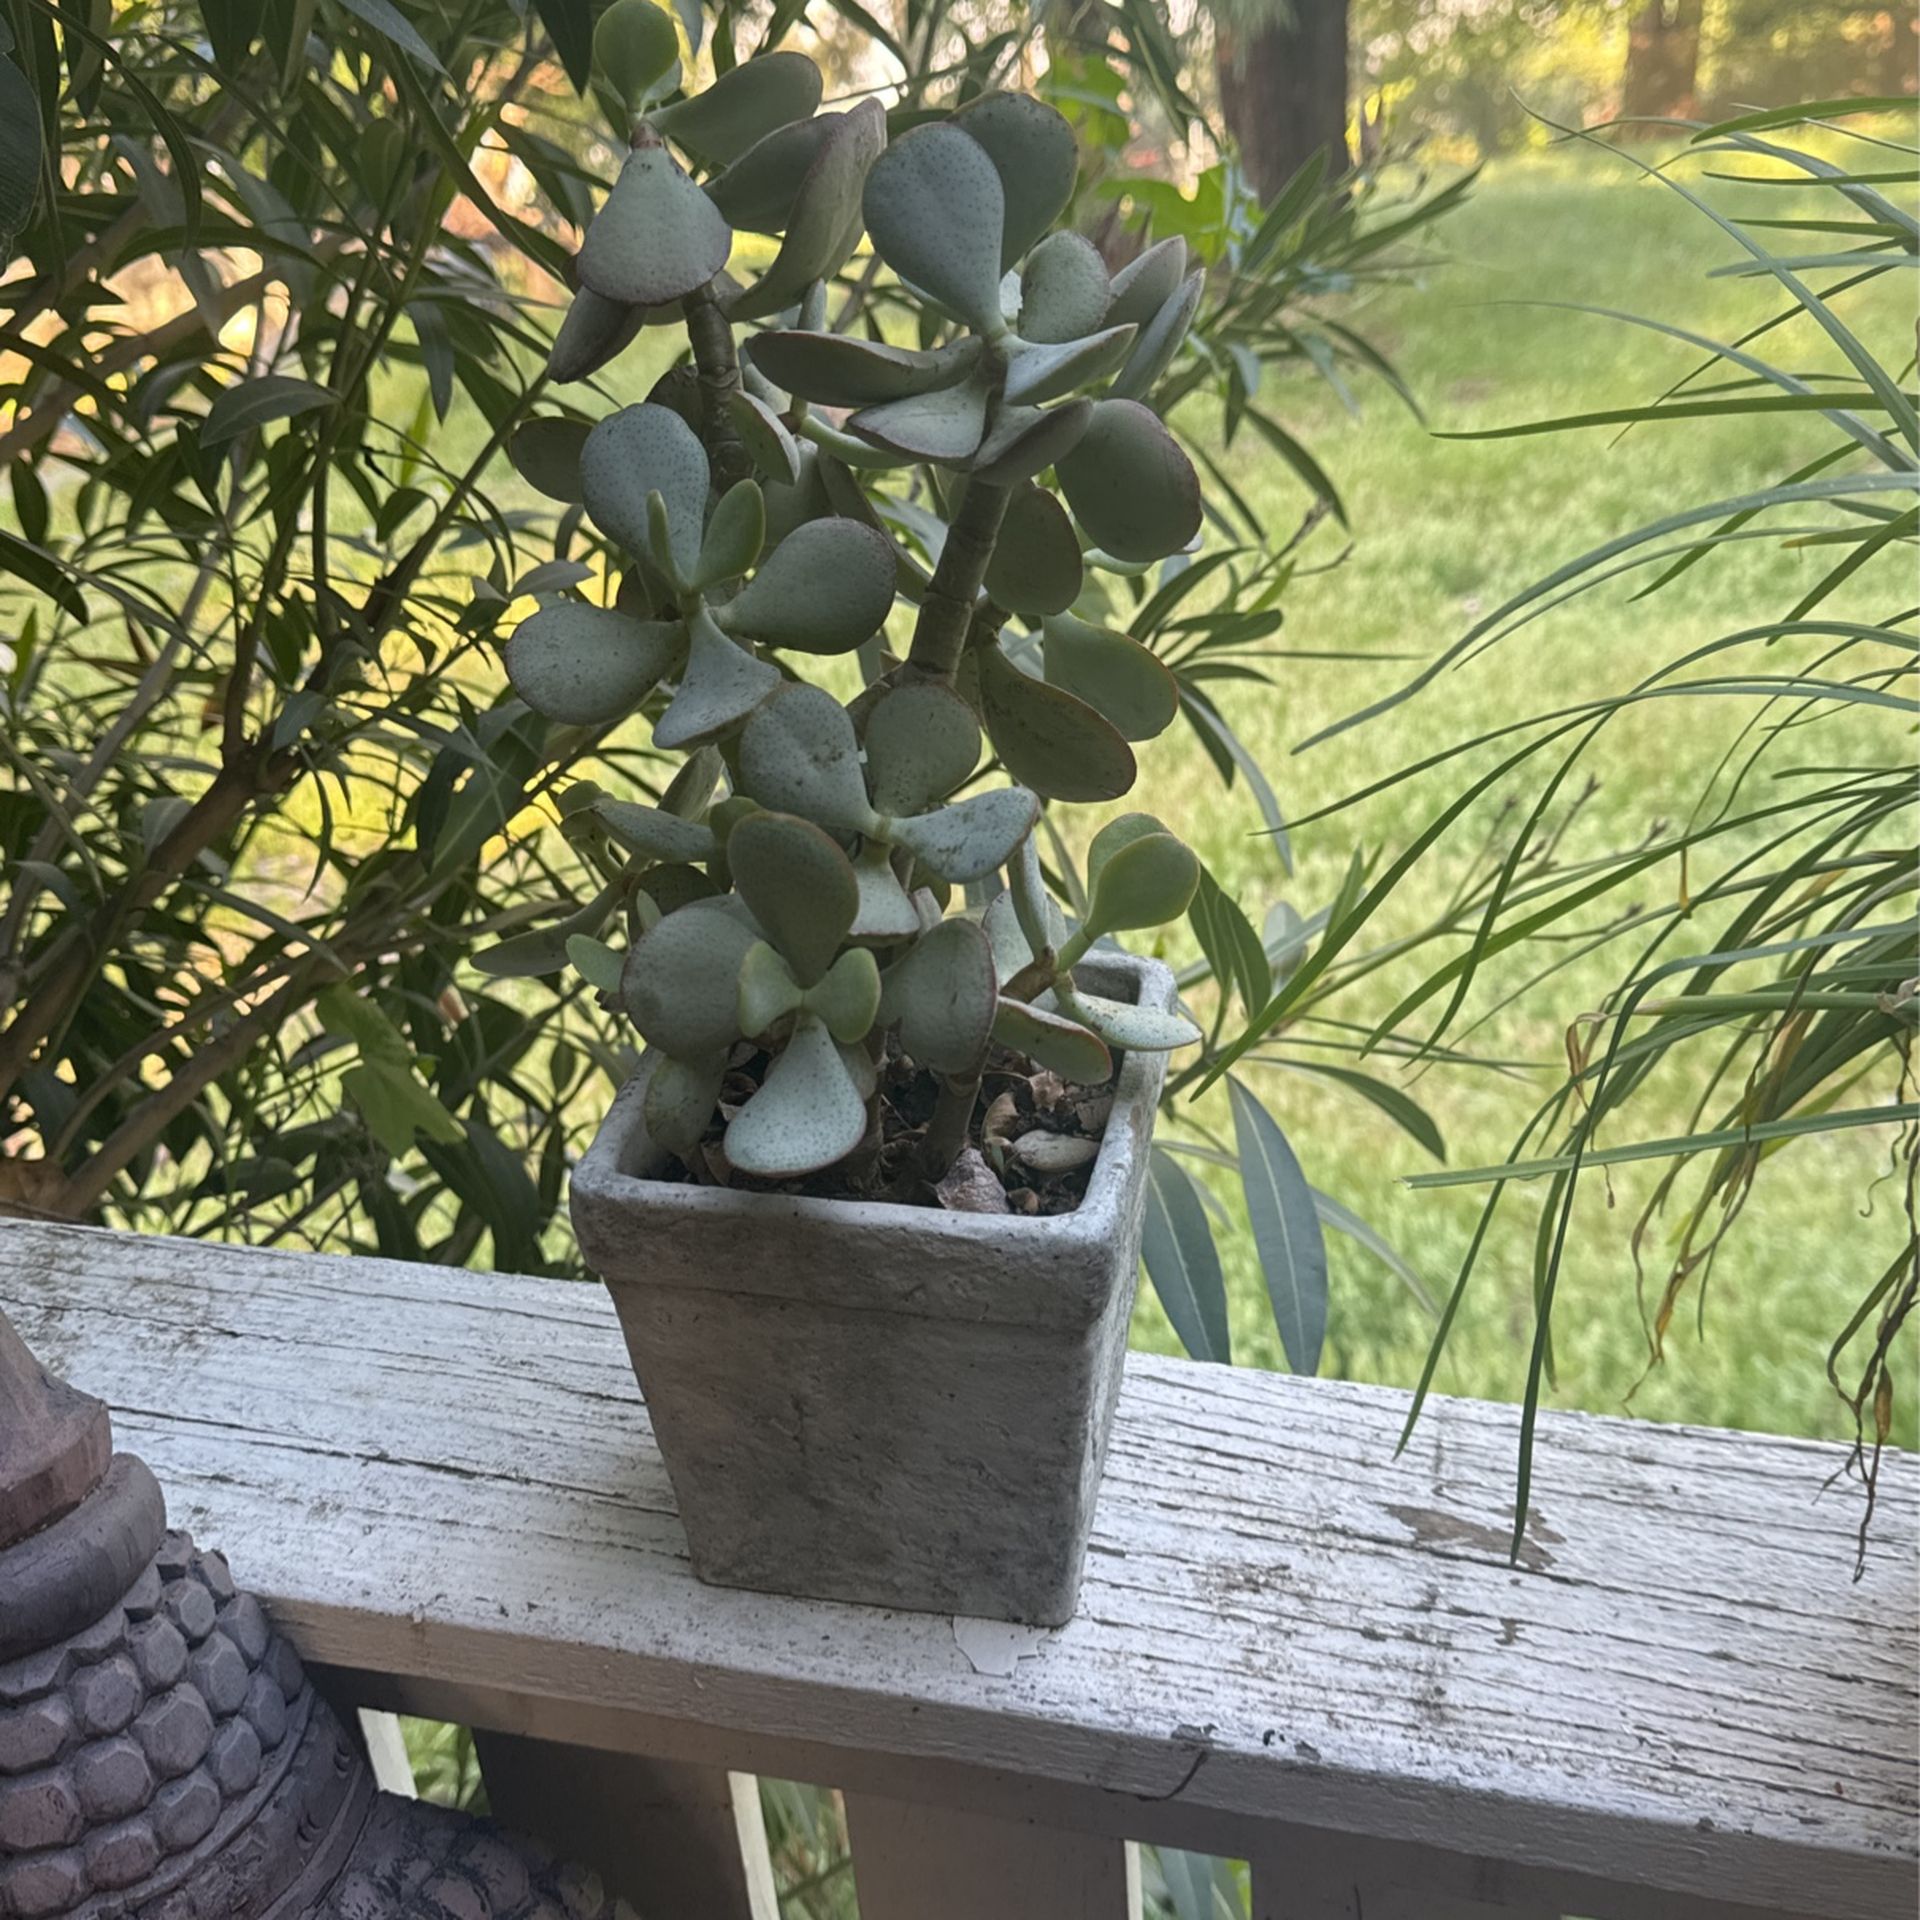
[1252,1851,1559,1919]
[475,1732,779,1920]
[846,1794,1141,1919]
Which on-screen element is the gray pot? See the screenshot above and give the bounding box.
[571,953,1174,1626]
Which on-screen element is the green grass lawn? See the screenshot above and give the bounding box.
[1109,138,1917,1452]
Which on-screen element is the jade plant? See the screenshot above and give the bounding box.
[488,1,1219,1189]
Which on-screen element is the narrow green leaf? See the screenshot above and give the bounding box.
[332,0,447,71]
[1408,1105,1915,1188]
[202,375,338,447]
[1227,1076,1327,1375]
[1142,1146,1231,1364]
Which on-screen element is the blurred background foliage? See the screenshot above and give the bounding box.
[0,1,1912,1914]
[0,0,1911,1491]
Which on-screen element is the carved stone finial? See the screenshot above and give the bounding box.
[0,1313,639,1920]
[0,1311,112,1550]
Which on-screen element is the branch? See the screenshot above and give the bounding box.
[905,479,1010,681]
[683,277,751,494]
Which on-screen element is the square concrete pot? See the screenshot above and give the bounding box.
[570,953,1175,1626]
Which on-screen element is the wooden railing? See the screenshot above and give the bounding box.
[1,1220,1912,1920]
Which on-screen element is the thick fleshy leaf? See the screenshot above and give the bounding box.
[1142,1147,1232,1364]
[653,606,780,748]
[953,91,1077,270]
[850,841,922,941]
[640,862,720,916]
[981,886,1065,984]
[695,477,765,588]
[594,0,679,107]
[1009,829,1057,961]
[593,799,716,863]
[761,443,833,546]
[1228,1076,1328,1375]
[1002,326,1136,407]
[847,373,990,464]
[1106,236,1187,328]
[1110,268,1204,402]
[887,786,1039,883]
[566,935,628,994]
[969,397,1091,484]
[577,137,733,306]
[473,888,620,978]
[880,918,997,1073]
[727,809,860,985]
[721,517,897,654]
[622,900,758,1056]
[738,939,804,1036]
[581,402,710,580]
[1042,613,1179,739]
[984,484,1082,616]
[644,360,704,435]
[862,682,980,817]
[1083,829,1199,935]
[861,123,1007,335]
[992,996,1111,1083]
[1087,811,1168,890]
[548,285,645,383]
[509,417,591,503]
[651,50,823,166]
[1055,982,1202,1052]
[736,684,879,834]
[728,389,801,487]
[1018,230,1109,345]
[704,114,836,231]
[644,1051,728,1158]
[662,743,725,816]
[809,945,882,1042]
[505,604,683,726]
[1056,398,1202,562]
[726,99,886,321]
[750,330,982,408]
[725,1012,867,1177]
[977,642,1136,801]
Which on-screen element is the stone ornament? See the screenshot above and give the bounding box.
[0,1315,635,1920]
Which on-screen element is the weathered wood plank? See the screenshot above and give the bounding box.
[474,1734,778,1920]
[1251,1847,1559,1919]
[845,1796,1139,1919]
[1,1221,1912,1920]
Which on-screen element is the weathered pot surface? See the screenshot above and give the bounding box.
[571,952,1175,1626]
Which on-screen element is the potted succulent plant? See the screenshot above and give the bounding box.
[491,2,1218,1624]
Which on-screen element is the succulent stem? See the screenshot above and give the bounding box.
[683,278,751,494]
[904,478,1011,683]
[919,1069,980,1184]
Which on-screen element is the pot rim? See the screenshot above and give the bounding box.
[572,950,1175,1256]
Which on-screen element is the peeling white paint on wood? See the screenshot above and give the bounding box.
[2,1221,1911,1920]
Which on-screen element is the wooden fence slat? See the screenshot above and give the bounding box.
[357,1708,419,1797]
[474,1731,778,1920]
[846,1793,1140,1920]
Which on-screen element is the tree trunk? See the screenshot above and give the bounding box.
[1873,5,1919,100]
[1214,0,1350,204]
[1621,0,1704,124]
